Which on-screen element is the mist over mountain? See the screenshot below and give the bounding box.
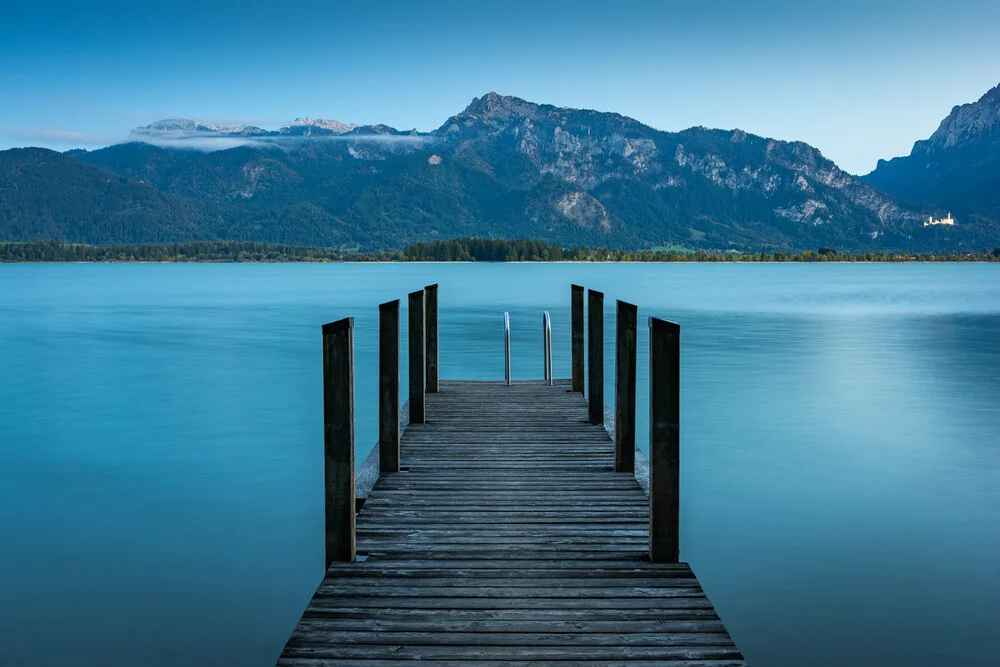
[864,83,1000,223]
[3,91,999,251]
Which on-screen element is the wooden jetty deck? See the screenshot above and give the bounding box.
[276,285,745,665]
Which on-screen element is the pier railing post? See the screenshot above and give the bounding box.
[571,285,584,393]
[542,312,549,382]
[587,289,604,425]
[408,289,426,424]
[504,312,511,385]
[379,299,400,473]
[615,300,638,473]
[322,317,355,566]
[424,283,439,393]
[542,311,553,385]
[649,316,680,563]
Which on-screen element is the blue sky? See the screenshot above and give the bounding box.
[1,0,997,174]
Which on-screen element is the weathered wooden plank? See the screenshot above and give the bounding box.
[280,645,744,660]
[364,492,647,500]
[304,596,713,610]
[354,442,379,503]
[320,558,693,576]
[362,549,652,560]
[314,583,705,598]
[302,607,721,621]
[279,659,746,667]
[295,618,724,632]
[305,576,701,588]
[286,629,734,647]
[372,480,642,490]
[318,565,693,577]
[356,530,651,540]
[358,515,649,524]
[360,496,648,505]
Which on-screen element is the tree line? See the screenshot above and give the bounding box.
[400,239,1000,263]
[4,238,1000,263]
[0,240,356,263]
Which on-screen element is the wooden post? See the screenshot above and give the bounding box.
[378,300,400,473]
[408,290,425,424]
[424,283,439,393]
[542,312,548,380]
[649,316,680,563]
[615,300,637,473]
[587,289,604,425]
[571,285,584,393]
[542,312,552,384]
[322,317,355,566]
[504,312,511,385]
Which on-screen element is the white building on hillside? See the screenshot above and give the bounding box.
[924,213,956,227]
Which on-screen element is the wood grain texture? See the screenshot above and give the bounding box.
[571,284,585,393]
[649,317,681,563]
[379,300,400,473]
[279,380,742,665]
[357,399,411,502]
[321,318,355,566]
[615,300,638,473]
[407,290,425,424]
[587,289,604,424]
[424,284,439,393]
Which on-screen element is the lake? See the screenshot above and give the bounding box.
[1,263,998,666]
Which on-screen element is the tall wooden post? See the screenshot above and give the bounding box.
[615,300,638,473]
[424,283,439,393]
[587,289,604,425]
[408,289,426,424]
[504,312,511,385]
[571,285,585,393]
[322,317,355,566]
[649,316,680,563]
[378,300,400,473]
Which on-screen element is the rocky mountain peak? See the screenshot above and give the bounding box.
[134,119,215,135]
[451,92,540,125]
[284,117,357,134]
[916,82,1000,154]
[132,119,267,138]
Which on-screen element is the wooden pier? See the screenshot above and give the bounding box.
[277,285,745,666]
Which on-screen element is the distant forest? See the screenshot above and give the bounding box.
[400,239,1000,262]
[3,238,1000,263]
[0,241,364,263]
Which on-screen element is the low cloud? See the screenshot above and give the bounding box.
[129,135,274,151]
[127,132,432,152]
[0,123,434,153]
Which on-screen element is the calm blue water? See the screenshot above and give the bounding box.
[1,263,999,666]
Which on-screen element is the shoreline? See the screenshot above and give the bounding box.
[5,259,1000,265]
[3,239,1000,264]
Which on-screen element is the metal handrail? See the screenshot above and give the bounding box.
[504,312,511,385]
[542,311,553,385]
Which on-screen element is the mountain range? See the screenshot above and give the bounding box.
[864,83,1000,225]
[2,87,999,252]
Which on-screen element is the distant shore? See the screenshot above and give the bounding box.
[3,239,1000,264]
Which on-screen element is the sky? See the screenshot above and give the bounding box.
[1,0,998,175]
